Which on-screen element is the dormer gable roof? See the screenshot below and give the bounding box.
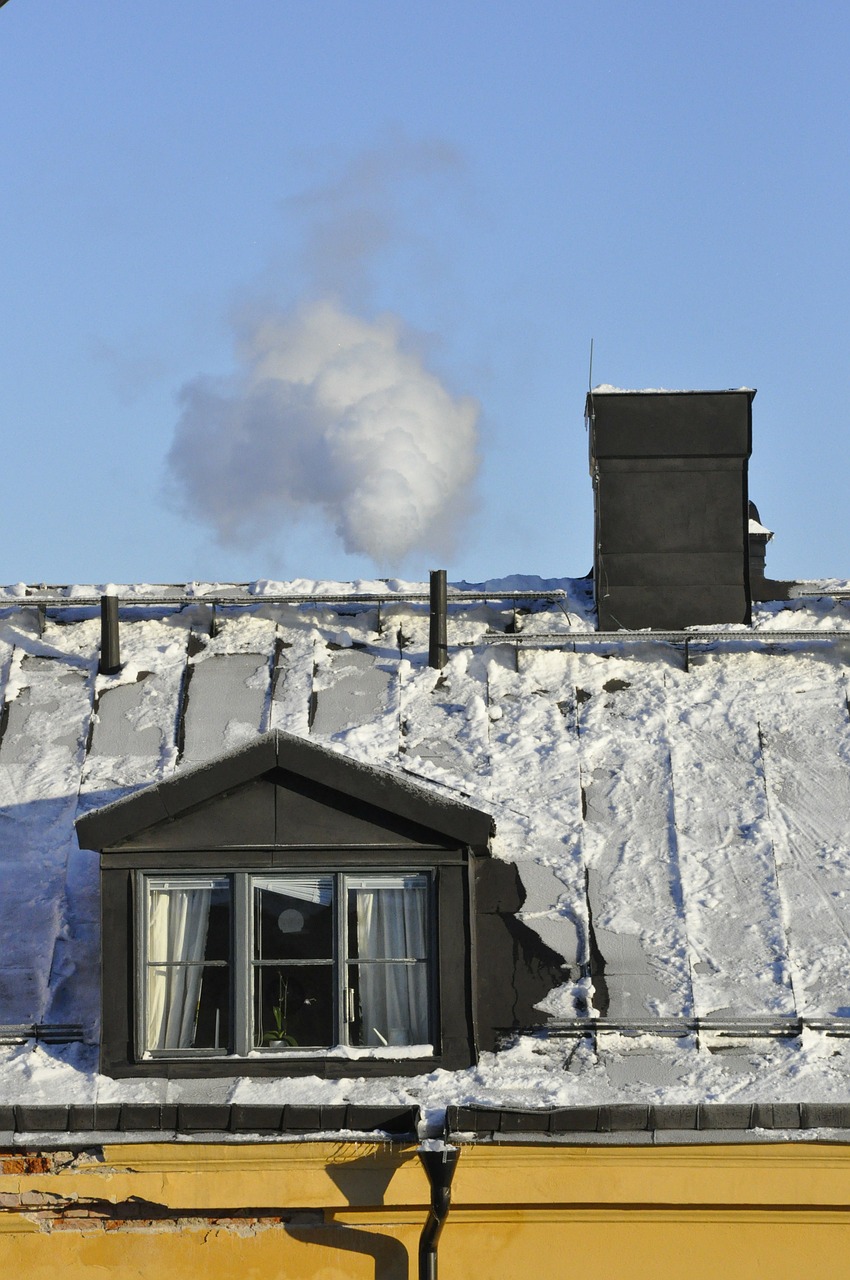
[75,729,494,855]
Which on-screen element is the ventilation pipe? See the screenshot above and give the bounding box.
[428,569,447,669]
[748,501,792,604]
[419,1145,460,1280]
[98,593,121,675]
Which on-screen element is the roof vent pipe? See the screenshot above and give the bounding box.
[429,569,448,669]
[419,1145,460,1280]
[98,593,121,675]
[747,501,792,604]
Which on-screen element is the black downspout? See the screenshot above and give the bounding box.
[428,569,447,670]
[419,1146,460,1280]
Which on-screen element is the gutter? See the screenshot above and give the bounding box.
[418,1145,460,1280]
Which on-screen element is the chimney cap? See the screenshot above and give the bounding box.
[748,500,773,542]
[587,385,756,399]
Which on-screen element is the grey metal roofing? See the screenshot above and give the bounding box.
[5,576,850,1130]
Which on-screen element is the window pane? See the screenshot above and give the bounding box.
[347,876,428,960]
[253,964,334,1048]
[349,961,430,1047]
[147,879,230,963]
[346,875,430,1047]
[147,964,229,1050]
[145,877,230,1051]
[253,876,334,961]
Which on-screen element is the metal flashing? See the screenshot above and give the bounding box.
[444,1103,850,1137]
[0,1023,87,1045]
[2,1103,419,1139]
[11,1101,850,1144]
[0,586,568,610]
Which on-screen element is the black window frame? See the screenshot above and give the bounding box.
[136,866,438,1060]
[101,841,476,1079]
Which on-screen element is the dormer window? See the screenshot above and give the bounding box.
[141,870,433,1056]
[76,731,508,1079]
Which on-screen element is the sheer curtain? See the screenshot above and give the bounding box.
[146,883,213,1050]
[353,876,428,1046]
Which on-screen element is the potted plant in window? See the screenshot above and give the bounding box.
[262,972,298,1047]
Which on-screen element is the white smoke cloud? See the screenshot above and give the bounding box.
[167,299,480,566]
[288,137,465,305]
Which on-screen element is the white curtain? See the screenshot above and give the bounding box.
[352,877,428,1047]
[146,883,214,1050]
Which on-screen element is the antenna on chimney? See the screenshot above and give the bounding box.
[586,338,596,432]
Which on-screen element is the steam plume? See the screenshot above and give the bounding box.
[289,137,465,305]
[168,299,479,565]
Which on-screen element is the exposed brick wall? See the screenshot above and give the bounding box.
[0,1195,317,1235]
[0,1148,322,1235]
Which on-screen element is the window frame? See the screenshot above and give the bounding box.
[135,867,438,1060]
[100,842,474,1079]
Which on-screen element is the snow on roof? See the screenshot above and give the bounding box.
[590,385,756,395]
[4,576,850,1125]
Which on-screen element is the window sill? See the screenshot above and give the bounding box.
[141,1044,435,1063]
[248,1043,436,1061]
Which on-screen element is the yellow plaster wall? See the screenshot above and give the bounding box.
[2,1140,850,1279]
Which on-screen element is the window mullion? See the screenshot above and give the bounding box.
[234,874,250,1056]
[337,874,348,1047]
[134,872,146,1058]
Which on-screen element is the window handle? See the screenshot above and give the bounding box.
[346,987,356,1024]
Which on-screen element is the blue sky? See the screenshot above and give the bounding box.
[2,1,849,587]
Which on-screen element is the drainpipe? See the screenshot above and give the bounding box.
[428,569,447,670]
[99,593,121,675]
[418,1145,460,1280]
